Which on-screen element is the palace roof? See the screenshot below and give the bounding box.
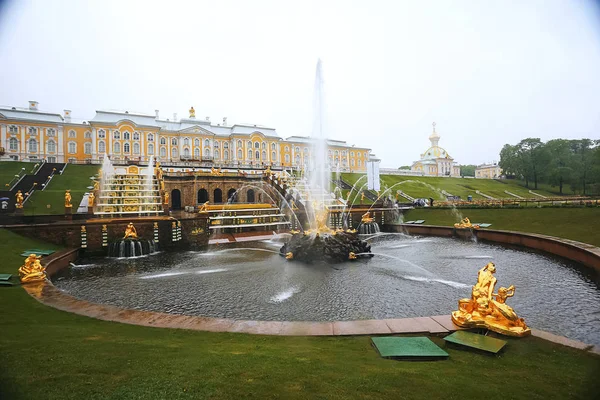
[0,107,64,123]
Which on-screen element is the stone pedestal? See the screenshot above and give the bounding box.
[65,206,73,220]
[87,206,94,215]
[14,207,24,216]
[162,203,170,216]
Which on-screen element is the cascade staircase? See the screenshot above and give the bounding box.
[94,170,163,217]
[0,161,65,212]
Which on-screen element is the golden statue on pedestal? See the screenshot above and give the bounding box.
[15,190,24,209]
[285,252,294,260]
[210,167,223,176]
[348,252,357,260]
[189,106,195,118]
[361,211,374,224]
[123,222,138,239]
[18,254,46,284]
[164,192,169,205]
[451,262,530,337]
[64,190,72,208]
[454,217,479,229]
[88,192,95,207]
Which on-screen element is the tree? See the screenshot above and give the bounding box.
[398,166,411,170]
[460,165,476,177]
[499,144,521,179]
[570,139,594,195]
[515,138,550,189]
[545,139,573,194]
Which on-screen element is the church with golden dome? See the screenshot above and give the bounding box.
[410,123,460,177]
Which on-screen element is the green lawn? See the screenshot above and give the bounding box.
[403,207,600,246]
[0,228,599,399]
[24,164,99,215]
[338,173,556,203]
[0,161,33,189]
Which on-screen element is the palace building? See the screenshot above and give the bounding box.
[0,102,370,171]
[410,123,460,177]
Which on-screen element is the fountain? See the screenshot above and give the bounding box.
[358,211,380,234]
[107,222,157,258]
[279,59,372,262]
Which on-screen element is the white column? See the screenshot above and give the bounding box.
[0,124,6,155]
[57,126,64,162]
[91,128,97,159]
[140,131,145,161]
[21,126,26,159]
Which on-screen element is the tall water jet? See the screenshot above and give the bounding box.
[145,155,155,204]
[308,58,329,211]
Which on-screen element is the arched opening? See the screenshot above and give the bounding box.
[246,189,255,203]
[198,188,209,203]
[171,189,181,210]
[227,188,237,203]
[213,188,223,203]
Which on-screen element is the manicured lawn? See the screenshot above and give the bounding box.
[0,161,33,188]
[338,173,556,203]
[0,228,599,399]
[403,207,600,246]
[24,164,99,215]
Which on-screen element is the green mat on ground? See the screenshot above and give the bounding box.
[371,337,448,359]
[443,331,506,354]
[0,274,12,281]
[473,223,492,228]
[0,281,15,286]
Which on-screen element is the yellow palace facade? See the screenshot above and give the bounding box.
[0,102,370,172]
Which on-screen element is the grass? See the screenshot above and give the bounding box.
[403,207,600,246]
[24,164,99,215]
[338,173,556,203]
[0,161,33,189]
[0,228,599,399]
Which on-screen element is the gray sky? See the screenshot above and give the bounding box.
[1,0,599,167]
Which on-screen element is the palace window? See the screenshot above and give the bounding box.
[183,148,190,158]
[224,142,229,149]
[9,125,18,135]
[160,147,166,158]
[113,131,121,139]
[204,148,210,157]
[148,143,154,155]
[271,143,276,151]
[29,127,38,136]
[342,150,347,157]
[194,148,200,158]
[160,137,166,145]
[147,133,154,141]
[303,156,308,164]
[214,141,219,148]
[271,151,276,160]
[133,142,140,155]
[254,142,259,149]
[262,142,266,150]
[262,151,266,160]
[84,131,92,139]
[123,132,130,140]
[237,149,242,159]
[214,150,220,160]
[358,159,361,166]
[294,146,299,153]
[98,141,106,153]
[350,151,354,157]
[256,150,260,159]
[68,141,77,154]
[224,150,229,160]
[171,138,177,146]
[334,150,339,156]
[351,159,355,167]
[171,148,178,158]
[47,128,56,137]
[113,142,121,154]
[184,138,189,146]
[247,149,252,159]
[364,152,368,158]
[304,147,309,154]
[285,154,290,163]
[98,129,106,139]
[295,154,300,163]
[237,140,242,148]
[205,139,210,147]
[133,132,139,140]
[124,143,130,153]
[194,138,200,147]
[68,130,76,138]
[9,137,18,151]
[84,142,92,154]
[284,146,289,152]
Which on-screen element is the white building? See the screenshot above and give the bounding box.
[410,123,460,177]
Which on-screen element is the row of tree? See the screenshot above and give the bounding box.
[499,138,600,195]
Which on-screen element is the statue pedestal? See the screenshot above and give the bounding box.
[14,207,24,216]
[87,206,94,215]
[162,203,170,216]
[65,206,73,220]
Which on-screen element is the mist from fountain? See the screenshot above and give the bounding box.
[145,155,155,201]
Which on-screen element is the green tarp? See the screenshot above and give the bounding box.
[444,331,507,354]
[371,337,448,359]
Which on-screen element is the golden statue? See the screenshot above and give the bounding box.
[159,180,165,191]
[123,222,138,239]
[64,190,72,208]
[451,263,531,337]
[454,217,479,229]
[361,211,374,224]
[81,225,86,233]
[285,252,294,260]
[264,165,272,175]
[189,106,196,118]
[93,180,99,191]
[198,201,210,212]
[346,228,357,234]
[164,192,169,204]
[18,254,46,284]
[15,190,24,209]
[360,192,365,204]
[88,192,95,207]
[210,167,223,176]
[314,208,331,234]
[348,252,357,260]
[102,224,108,232]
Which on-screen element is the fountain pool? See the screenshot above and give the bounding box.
[52,234,600,346]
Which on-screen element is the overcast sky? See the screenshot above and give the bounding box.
[1,0,599,167]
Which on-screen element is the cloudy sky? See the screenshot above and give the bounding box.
[1,0,599,167]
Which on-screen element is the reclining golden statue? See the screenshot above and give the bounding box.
[198,201,210,212]
[454,217,479,229]
[451,262,530,337]
[361,211,374,224]
[18,254,47,284]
